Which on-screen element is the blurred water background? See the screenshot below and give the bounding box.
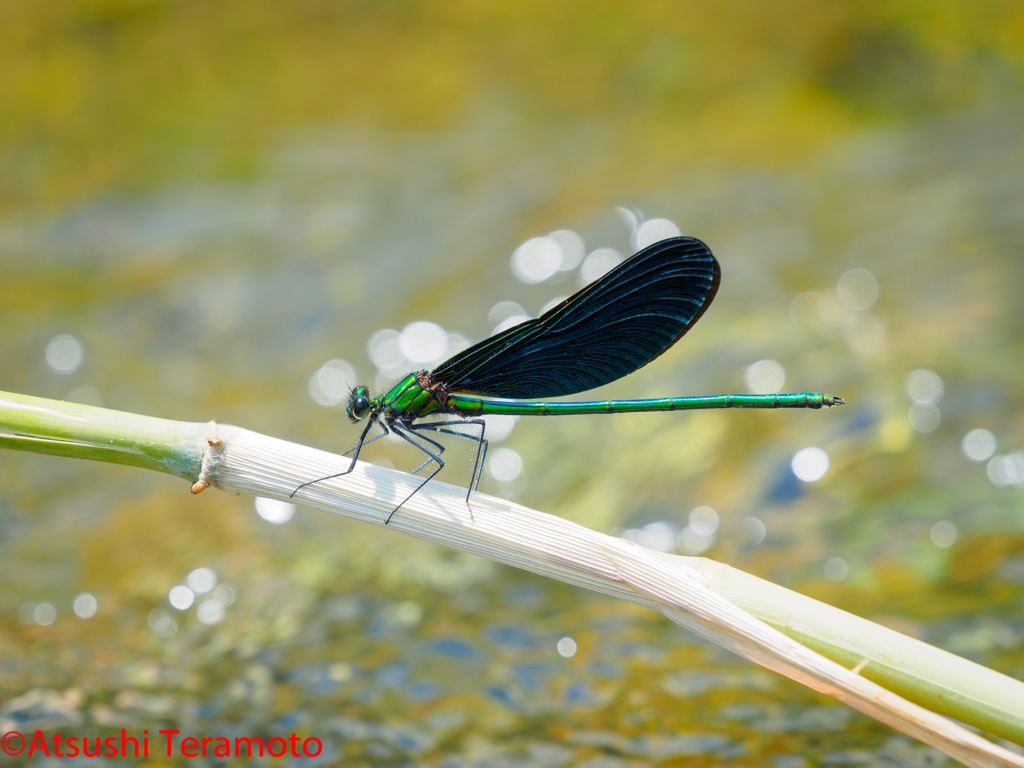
[1,3,1024,765]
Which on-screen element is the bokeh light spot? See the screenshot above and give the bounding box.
[400,321,448,364]
[744,360,785,394]
[615,207,640,237]
[961,428,996,462]
[688,506,719,536]
[792,447,829,482]
[45,334,83,373]
[444,333,471,359]
[638,522,675,552]
[789,291,823,326]
[635,218,681,249]
[256,497,296,524]
[904,369,944,404]
[511,237,562,284]
[819,294,854,329]
[987,453,1024,487]
[930,521,958,548]
[549,230,585,271]
[677,526,715,555]
[482,414,518,442]
[169,585,195,610]
[741,517,766,546]
[487,447,523,482]
[908,402,941,433]
[824,558,848,582]
[197,600,226,625]
[488,301,526,327]
[186,568,217,595]
[579,248,623,285]
[309,358,356,407]
[211,584,236,607]
[837,268,879,310]
[367,329,403,369]
[492,314,531,335]
[73,592,98,619]
[34,603,57,625]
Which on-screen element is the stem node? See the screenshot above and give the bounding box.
[191,423,223,493]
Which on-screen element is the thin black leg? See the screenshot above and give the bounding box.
[387,426,446,524]
[475,432,488,493]
[404,429,447,475]
[410,457,433,476]
[290,418,381,498]
[408,418,488,507]
[341,429,389,458]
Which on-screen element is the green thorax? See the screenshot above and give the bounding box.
[376,372,443,420]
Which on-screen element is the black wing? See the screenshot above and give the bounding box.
[432,236,720,399]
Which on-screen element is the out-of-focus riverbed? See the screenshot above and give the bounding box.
[1,4,1023,765]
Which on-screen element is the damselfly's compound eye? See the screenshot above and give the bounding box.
[348,387,371,422]
[352,396,370,419]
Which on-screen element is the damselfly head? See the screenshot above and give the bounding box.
[347,386,371,422]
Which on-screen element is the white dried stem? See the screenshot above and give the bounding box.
[208,424,1024,768]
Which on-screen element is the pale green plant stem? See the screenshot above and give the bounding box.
[0,390,1022,767]
[689,557,1024,748]
[0,390,211,479]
